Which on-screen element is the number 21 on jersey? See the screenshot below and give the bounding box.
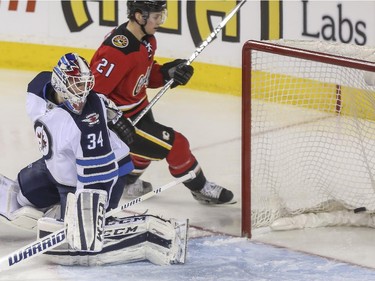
[96,58,115,78]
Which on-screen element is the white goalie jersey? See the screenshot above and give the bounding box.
[0,70,190,267]
[26,71,133,193]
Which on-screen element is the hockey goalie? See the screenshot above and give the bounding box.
[0,52,188,266]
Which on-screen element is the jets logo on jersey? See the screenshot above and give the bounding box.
[112,35,129,48]
[34,121,53,159]
[82,113,100,126]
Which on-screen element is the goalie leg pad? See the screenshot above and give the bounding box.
[0,174,21,216]
[0,174,46,231]
[146,216,189,265]
[0,206,44,231]
[64,189,108,252]
[103,215,188,265]
[169,218,189,264]
[38,217,64,240]
[39,215,189,266]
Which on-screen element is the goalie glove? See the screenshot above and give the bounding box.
[160,59,194,88]
[99,94,135,145]
[108,115,135,145]
[99,94,122,124]
[64,189,107,252]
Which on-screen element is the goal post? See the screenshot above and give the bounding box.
[242,40,375,238]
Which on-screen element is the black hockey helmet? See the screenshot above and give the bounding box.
[127,0,167,20]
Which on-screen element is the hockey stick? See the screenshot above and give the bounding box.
[0,171,196,272]
[131,0,247,126]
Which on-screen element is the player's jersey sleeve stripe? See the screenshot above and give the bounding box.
[83,162,117,175]
[76,151,119,185]
[76,152,116,166]
[77,169,119,184]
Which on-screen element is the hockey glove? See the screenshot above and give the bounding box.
[160,59,194,88]
[108,115,135,146]
[99,94,122,124]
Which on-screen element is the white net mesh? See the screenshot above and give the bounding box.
[248,40,375,229]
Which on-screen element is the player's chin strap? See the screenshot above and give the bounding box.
[131,0,247,126]
[0,171,196,273]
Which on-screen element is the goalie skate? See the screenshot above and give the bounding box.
[191,181,235,205]
[123,178,153,198]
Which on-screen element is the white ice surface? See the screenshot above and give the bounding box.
[0,69,375,280]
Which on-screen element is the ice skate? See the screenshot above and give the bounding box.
[191,181,234,204]
[123,178,153,198]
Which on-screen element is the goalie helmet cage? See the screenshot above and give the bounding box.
[241,39,375,238]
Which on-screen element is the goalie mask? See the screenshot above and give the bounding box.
[127,0,167,24]
[51,53,94,115]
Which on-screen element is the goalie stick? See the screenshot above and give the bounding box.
[131,0,247,126]
[0,171,196,272]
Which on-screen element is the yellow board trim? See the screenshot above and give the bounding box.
[0,41,241,96]
[252,70,375,121]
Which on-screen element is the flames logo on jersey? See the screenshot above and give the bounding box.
[82,113,100,126]
[134,66,152,96]
[34,121,53,160]
[112,35,129,48]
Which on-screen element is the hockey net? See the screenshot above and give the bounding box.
[242,40,375,237]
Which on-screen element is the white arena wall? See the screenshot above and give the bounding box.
[0,0,375,95]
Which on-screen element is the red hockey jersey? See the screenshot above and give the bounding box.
[90,22,165,117]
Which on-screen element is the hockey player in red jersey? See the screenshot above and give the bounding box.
[90,0,234,204]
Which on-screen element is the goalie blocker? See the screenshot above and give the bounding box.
[37,214,189,266]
